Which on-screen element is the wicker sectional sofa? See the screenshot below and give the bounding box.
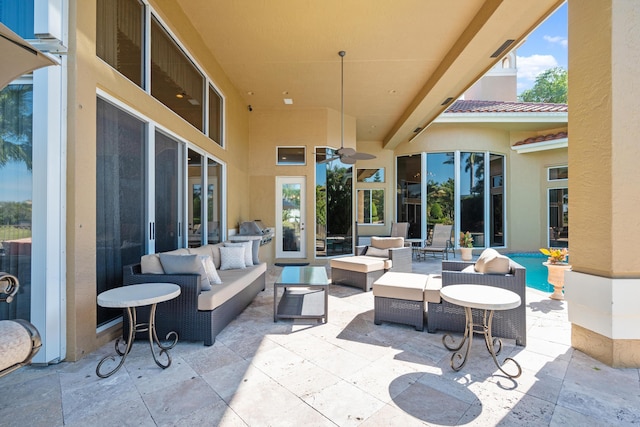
[123,242,266,346]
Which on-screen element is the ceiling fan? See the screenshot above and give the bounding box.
[320,51,376,165]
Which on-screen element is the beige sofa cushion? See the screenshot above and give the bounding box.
[372,272,427,301]
[424,274,442,304]
[474,248,511,274]
[371,236,404,249]
[330,256,386,273]
[198,263,267,311]
[188,244,223,269]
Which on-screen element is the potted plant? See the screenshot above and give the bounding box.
[540,248,570,300]
[459,231,474,261]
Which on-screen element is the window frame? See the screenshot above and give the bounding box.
[276,146,306,165]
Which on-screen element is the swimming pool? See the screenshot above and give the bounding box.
[507,252,557,293]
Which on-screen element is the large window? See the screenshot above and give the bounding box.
[459,152,485,247]
[96,98,146,327]
[96,1,223,140]
[209,85,223,146]
[357,189,384,225]
[151,16,204,131]
[549,188,569,248]
[316,148,353,256]
[96,0,145,87]
[188,149,222,247]
[398,151,505,249]
[0,84,33,322]
[426,153,455,240]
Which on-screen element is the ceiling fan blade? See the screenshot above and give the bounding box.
[317,155,339,164]
[341,156,357,165]
[349,152,376,160]
[337,147,356,157]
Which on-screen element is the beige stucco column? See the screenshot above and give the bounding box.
[565,0,640,367]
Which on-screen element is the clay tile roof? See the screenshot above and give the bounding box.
[445,99,568,114]
[513,131,568,146]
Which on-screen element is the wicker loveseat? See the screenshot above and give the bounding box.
[123,241,266,346]
[427,249,527,346]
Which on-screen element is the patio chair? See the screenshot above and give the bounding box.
[0,273,42,378]
[427,250,527,346]
[419,224,454,260]
[390,222,409,239]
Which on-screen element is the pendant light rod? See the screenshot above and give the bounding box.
[339,50,345,149]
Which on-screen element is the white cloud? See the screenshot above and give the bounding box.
[516,54,559,93]
[543,35,568,48]
[517,54,558,82]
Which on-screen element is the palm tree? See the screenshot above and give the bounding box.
[0,85,33,170]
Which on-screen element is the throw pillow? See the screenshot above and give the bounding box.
[141,254,164,274]
[461,265,477,273]
[200,255,222,285]
[219,246,246,270]
[474,248,511,274]
[224,241,252,267]
[365,246,389,258]
[230,237,261,265]
[159,253,211,290]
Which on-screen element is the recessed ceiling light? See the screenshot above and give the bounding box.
[283,98,293,105]
[176,92,185,99]
[247,91,254,95]
[388,90,397,94]
[282,91,289,95]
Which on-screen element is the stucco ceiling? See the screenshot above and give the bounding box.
[174,0,564,148]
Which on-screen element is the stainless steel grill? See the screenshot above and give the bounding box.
[238,220,274,246]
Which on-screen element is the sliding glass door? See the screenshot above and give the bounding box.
[96,98,147,327]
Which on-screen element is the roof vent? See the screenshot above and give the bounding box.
[490,39,515,58]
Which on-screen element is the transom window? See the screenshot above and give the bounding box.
[96,0,224,146]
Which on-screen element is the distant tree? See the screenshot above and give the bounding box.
[519,67,568,104]
[0,85,33,170]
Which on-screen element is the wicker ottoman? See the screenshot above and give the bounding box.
[330,256,388,291]
[373,272,429,331]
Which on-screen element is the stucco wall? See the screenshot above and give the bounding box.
[67,0,253,360]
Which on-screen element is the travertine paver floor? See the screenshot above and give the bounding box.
[1,257,640,426]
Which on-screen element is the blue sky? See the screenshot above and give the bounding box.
[516,2,567,94]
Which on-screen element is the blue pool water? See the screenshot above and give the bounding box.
[507,253,555,293]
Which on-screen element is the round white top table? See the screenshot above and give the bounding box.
[439,284,520,311]
[438,284,522,378]
[97,283,181,308]
[95,283,181,378]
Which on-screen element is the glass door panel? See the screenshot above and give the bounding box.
[154,131,180,252]
[426,152,454,242]
[276,176,305,258]
[459,152,485,247]
[96,98,146,327]
[0,84,33,321]
[207,158,221,243]
[187,149,204,247]
[397,155,422,239]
